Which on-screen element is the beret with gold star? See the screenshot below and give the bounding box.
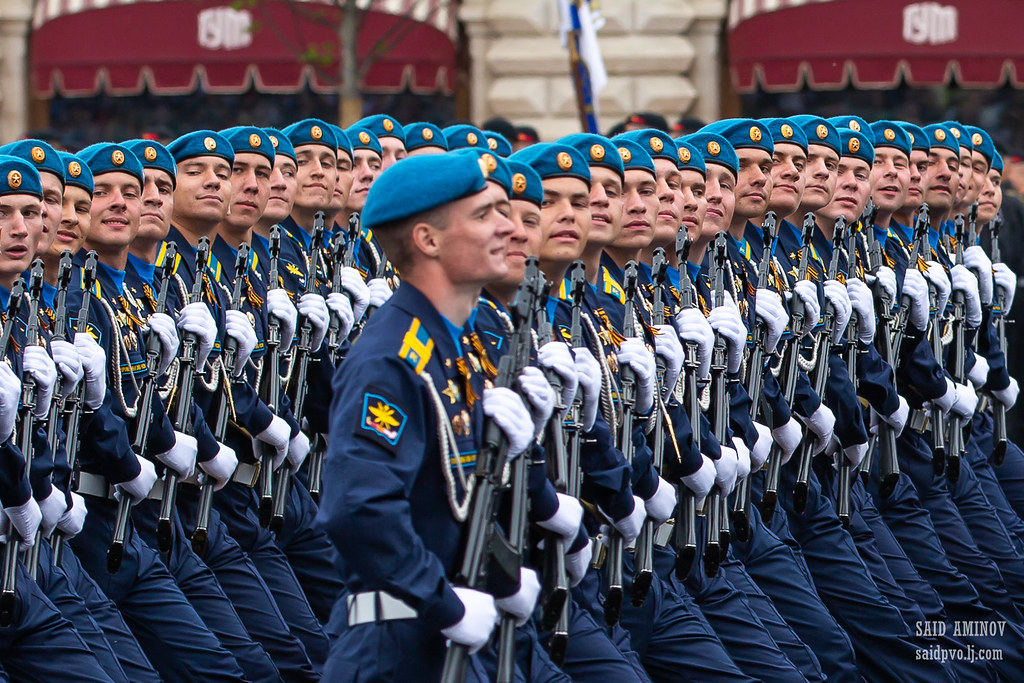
[681,132,738,177]
[942,121,973,152]
[0,155,42,198]
[355,114,406,144]
[345,126,382,156]
[827,115,871,137]
[219,127,276,165]
[699,118,774,155]
[511,142,591,184]
[263,127,296,162]
[403,122,448,154]
[123,139,176,187]
[615,129,679,166]
[451,148,511,195]
[57,151,93,195]
[485,132,513,158]
[505,160,543,207]
[167,130,234,166]
[868,121,911,158]
[444,124,490,152]
[283,118,337,152]
[760,118,809,153]
[897,122,930,153]
[558,133,624,180]
[78,142,144,185]
[838,128,874,166]
[964,125,996,168]
[0,139,65,188]
[922,124,959,155]
[608,137,656,178]
[789,115,841,155]
[327,124,354,159]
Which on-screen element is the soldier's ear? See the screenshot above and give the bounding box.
[411,220,441,259]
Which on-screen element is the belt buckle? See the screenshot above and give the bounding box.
[242,461,260,488]
[589,537,607,569]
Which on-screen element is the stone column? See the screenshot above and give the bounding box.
[0,0,32,143]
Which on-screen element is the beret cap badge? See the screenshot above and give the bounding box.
[848,137,860,153]
[590,144,605,161]
[422,129,434,141]
[249,134,262,148]
[144,146,158,161]
[310,126,323,140]
[68,161,82,178]
[358,131,371,144]
[679,147,691,163]
[849,120,861,132]
[883,129,896,142]
[816,125,829,140]
[512,173,527,194]
[950,127,961,139]
[7,170,21,189]
[481,153,498,174]
[781,124,794,139]
[618,147,631,163]
[112,150,125,165]
[972,132,983,146]
[650,137,664,153]
[31,147,45,163]
[382,119,394,132]
[935,129,947,142]
[707,141,721,156]
[556,152,573,171]
[269,135,279,148]
[467,132,479,145]
[203,137,217,151]
[487,138,498,151]
[749,126,762,142]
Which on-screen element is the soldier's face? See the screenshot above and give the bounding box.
[50,184,91,259]
[588,166,623,248]
[0,193,43,280]
[653,159,682,247]
[767,143,806,217]
[801,144,839,212]
[679,169,706,243]
[977,168,1003,225]
[954,149,973,206]
[434,183,514,286]
[733,149,773,219]
[89,172,141,251]
[346,150,382,212]
[329,151,354,213]
[539,177,591,265]
[964,150,988,208]
[173,156,231,226]
[905,149,929,212]
[263,155,297,226]
[612,169,657,251]
[924,148,960,212]
[138,168,173,244]
[702,164,735,240]
[870,148,910,214]
[819,158,870,223]
[38,172,63,256]
[293,146,337,212]
[380,138,407,170]
[225,152,271,231]
[500,196,540,287]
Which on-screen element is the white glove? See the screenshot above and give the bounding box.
[967,355,990,389]
[200,442,238,491]
[441,588,498,654]
[672,310,712,381]
[750,421,772,470]
[843,441,868,468]
[3,498,41,545]
[297,293,329,350]
[881,396,910,436]
[791,280,822,337]
[73,333,107,409]
[755,289,787,351]
[146,312,179,376]
[950,382,978,420]
[950,264,982,327]
[772,417,803,464]
[867,266,898,306]
[495,568,541,627]
[176,302,216,369]
[963,245,994,305]
[56,492,87,538]
[49,339,83,399]
[846,278,876,344]
[734,438,751,481]
[286,431,310,473]
[903,269,930,330]
[994,377,1019,409]
[255,415,291,470]
[931,377,959,416]
[707,302,746,374]
[653,324,685,397]
[325,292,355,341]
[992,263,1016,312]
[572,346,601,431]
[116,455,158,503]
[23,345,57,420]
[0,363,18,442]
[802,404,836,455]
[482,387,534,459]
[616,338,656,415]
[537,493,583,543]
[38,484,68,538]
[714,446,739,495]
[266,288,298,353]
[644,476,677,525]
[517,367,555,439]
[681,454,716,505]
[156,430,197,479]
[537,341,578,410]
[341,267,371,320]
[224,309,257,375]
[367,278,393,309]
[566,543,592,586]
[823,280,852,344]
[924,261,951,315]
[611,495,646,544]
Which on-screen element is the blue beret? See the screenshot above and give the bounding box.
[828,116,871,137]
[168,131,233,166]
[558,134,624,180]
[942,121,972,150]
[674,139,706,176]
[57,152,93,195]
[78,143,144,185]
[403,122,448,152]
[264,128,296,162]
[283,118,337,152]
[444,124,489,151]
[327,124,354,159]
[682,133,738,177]
[608,138,656,177]
[616,129,679,166]
[123,139,176,186]
[964,126,996,167]
[868,121,911,157]
[760,118,808,153]
[898,122,930,153]
[837,128,874,165]
[485,132,513,157]
[0,155,42,198]
[992,149,1004,174]
[362,153,488,230]
[355,114,405,143]
[451,148,511,195]
[346,126,382,156]
[506,160,543,207]
[0,140,64,188]
[220,127,275,165]
[789,116,841,155]
[699,119,773,155]
[922,124,959,155]
[511,143,590,185]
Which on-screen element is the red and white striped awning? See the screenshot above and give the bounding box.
[32,0,458,97]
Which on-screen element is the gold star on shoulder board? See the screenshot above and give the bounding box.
[442,379,461,404]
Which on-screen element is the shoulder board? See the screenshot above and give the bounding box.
[601,267,625,304]
[398,318,434,374]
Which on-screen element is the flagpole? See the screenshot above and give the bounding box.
[566,0,599,133]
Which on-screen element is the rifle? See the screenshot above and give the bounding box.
[924,214,948,479]
[156,237,209,553]
[706,233,731,577]
[440,263,538,683]
[258,226,284,528]
[192,243,250,554]
[672,237,699,580]
[945,212,969,484]
[0,278,27,626]
[990,215,1009,464]
[892,204,930,352]
[271,213,326,533]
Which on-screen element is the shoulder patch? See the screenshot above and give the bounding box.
[601,267,626,304]
[398,318,434,373]
[361,392,407,446]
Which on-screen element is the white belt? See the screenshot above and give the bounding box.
[76,471,164,501]
[347,591,417,626]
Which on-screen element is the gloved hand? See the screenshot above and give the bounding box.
[266,288,298,352]
[255,415,291,470]
[842,441,869,468]
[441,587,498,654]
[734,438,751,481]
[714,446,739,495]
[286,431,310,473]
[881,396,910,436]
[73,333,107,409]
[38,483,69,538]
[644,476,677,525]
[49,339,83,399]
[653,324,685,397]
[707,303,746,374]
[772,417,803,465]
[0,363,19,442]
[847,278,876,343]
[755,289,787,351]
[156,430,197,479]
[750,421,772,470]
[56,492,87,539]
[802,404,836,455]
[672,309,712,381]
[823,280,852,343]
[611,496,646,544]
[200,442,237,491]
[963,245,994,305]
[177,302,216,368]
[791,280,822,337]
[950,382,978,420]
[23,345,57,420]
[537,493,583,543]
[572,346,601,431]
[566,542,592,586]
[924,261,951,315]
[297,293,329,350]
[681,454,716,505]
[867,266,898,306]
[341,267,371,320]
[950,264,982,327]
[224,309,257,375]
[146,312,179,376]
[967,355,990,389]
[482,387,534,459]
[992,263,1016,312]
[537,341,578,410]
[902,269,930,330]
[3,498,41,545]
[517,367,555,439]
[367,278,393,309]
[116,455,158,503]
[931,377,959,416]
[325,292,355,341]
[495,568,541,627]
[616,338,656,415]
[994,377,1020,409]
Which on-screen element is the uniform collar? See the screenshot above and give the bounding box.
[95,260,126,295]
[126,252,156,285]
[41,280,56,310]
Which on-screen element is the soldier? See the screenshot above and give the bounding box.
[403,123,448,157]
[354,114,407,169]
